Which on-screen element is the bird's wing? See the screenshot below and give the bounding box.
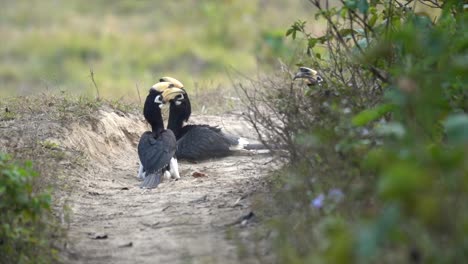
[220,131,240,146]
[176,125,233,161]
[138,130,177,174]
[180,124,221,134]
[193,124,240,146]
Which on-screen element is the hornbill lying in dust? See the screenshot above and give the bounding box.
[293,67,324,86]
[159,77,265,161]
[137,82,180,189]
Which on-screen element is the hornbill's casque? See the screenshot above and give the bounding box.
[159,77,264,161]
[293,67,324,86]
[137,82,180,189]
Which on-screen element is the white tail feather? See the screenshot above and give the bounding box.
[137,163,146,180]
[229,137,249,150]
[163,170,171,181]
[169,158,180,179]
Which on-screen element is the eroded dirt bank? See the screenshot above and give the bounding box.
[60,110,274,263]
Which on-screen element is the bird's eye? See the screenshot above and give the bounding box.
[154,95,163,104]
[317,76,323,82]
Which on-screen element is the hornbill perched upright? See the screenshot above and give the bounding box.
[158,77,265,161]
[293,67,324,86]
[137,82,180,189]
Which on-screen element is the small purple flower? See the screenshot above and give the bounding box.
[328,188,345,203]
[311,193,325,209]
[361,128,370,136]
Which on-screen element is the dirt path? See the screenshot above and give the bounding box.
[60,110,274,264]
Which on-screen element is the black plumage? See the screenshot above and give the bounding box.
[173,124,238,160]
[158,78,244,161]
[166,90,239,161]
[138,85,177,189]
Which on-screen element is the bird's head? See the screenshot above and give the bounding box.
[158,77,191,122]
[144,82,175,127]
[159,76,184,89]
[162,87,186,104]
[148,82,174,108]
[293,67,324,86]
[162,86,191,121]
[151,81,175,93]
[156,77,187,105]
[158,77,188,106]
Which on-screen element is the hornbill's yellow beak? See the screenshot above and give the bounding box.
[161,87,185,103]
[151,81,174,93]
[293,67,324,86]
[293,67,318,80]
[160,76,184,89]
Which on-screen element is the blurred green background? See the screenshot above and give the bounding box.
[0,0,320,100]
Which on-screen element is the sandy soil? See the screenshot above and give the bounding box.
[56,110,275,264]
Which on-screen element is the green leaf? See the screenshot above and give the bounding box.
[357,205,400,260]
[355,28,365,35]
[352,103,395,126]
[308,38,318,49]
[340,8,348,19]
[345,0,357,10]
[357,38,369,49]
[357,0,369,14]
[378,162,426,202]
[444,113,468,144]
[338,28,355,37]
[357,224,378,259]
[369,14,378,27]
[317,35,330,43]
[375,122,406,139]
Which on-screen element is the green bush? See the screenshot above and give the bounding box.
[243,0,467,263]
[0,153,58,264]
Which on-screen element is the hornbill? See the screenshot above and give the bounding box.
[159,77,265,161]
[137,82,180,189]
[293,67,324,86]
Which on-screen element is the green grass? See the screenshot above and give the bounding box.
[0,0,320,102]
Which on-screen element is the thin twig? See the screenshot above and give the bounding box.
[135,82,142,105]
[89,68,100,101]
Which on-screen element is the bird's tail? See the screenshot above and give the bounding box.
[229,136,284,151]
[140,171,162,189]
[243,143,269,150]
[228,137,250,150]
[243,143,286,150]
